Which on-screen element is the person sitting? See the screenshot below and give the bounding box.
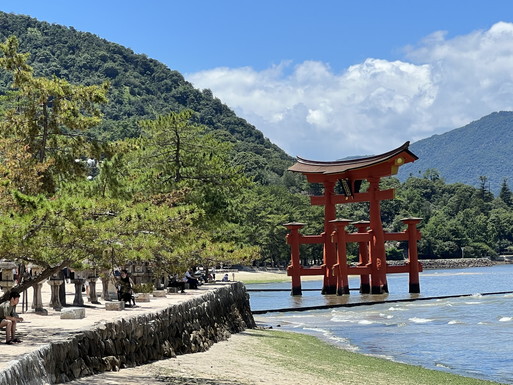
[117,270,136,307]
[0,291,23,344]
[168,274,186,293]
[221,273,230,282]
[185,269,199,289]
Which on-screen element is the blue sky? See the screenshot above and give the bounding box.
[4,1,513,159]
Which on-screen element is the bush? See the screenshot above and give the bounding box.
[466,242,498,259]
[386,247,404,260]
[133,283,154,293]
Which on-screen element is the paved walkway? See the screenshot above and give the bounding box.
[0,280,220,373]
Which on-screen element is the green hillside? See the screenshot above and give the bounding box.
[0,11,293,184]
[399,111,513,194]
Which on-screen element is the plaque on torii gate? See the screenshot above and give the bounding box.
[285,141,422,295]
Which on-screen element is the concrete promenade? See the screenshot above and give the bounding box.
[0,279,220,374]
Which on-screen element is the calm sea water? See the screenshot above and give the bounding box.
[247,264,513,384]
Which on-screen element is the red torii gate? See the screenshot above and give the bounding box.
[285,142,422,295]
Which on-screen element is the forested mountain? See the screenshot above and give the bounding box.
[398,111,513,194]
[0,11,293,185]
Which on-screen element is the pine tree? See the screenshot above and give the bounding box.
[499,178,513,206]
[0,35,109,193]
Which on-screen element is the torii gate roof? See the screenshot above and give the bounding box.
[288,141,417,180]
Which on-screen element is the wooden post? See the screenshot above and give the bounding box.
[330,219,352,295]
[353,220,371,293]
[368,177,388,294]
[402,217,422,293]
[284,222,305,296]
[322,181,337,294]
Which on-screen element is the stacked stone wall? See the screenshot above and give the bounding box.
[418,258,495,269]
[386,257,495,269]
[0,282,255,385]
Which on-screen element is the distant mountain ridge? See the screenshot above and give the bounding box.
[398,111,513,193]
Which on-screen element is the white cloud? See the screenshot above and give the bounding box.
[188,22,513,160]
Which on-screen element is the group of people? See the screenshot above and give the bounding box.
[182,269,223,288]
[0,267,234,344]
[113,268,203,302]
[166,270,202,291]
[168,269,228,291]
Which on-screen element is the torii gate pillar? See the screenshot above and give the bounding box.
[284,222,306,295]
[352,220,370,293]
[368,177,388,294]
[322,181,337,294]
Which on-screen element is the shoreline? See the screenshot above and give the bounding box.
[226,257,498,284]
[68,264,505,385]
[69,328,501,385]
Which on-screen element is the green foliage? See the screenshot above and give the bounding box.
[499,178,513,206]
[132,283,154,293]
[136,110,250,222]
[0,194,112,268]
[0,33,263,289]
[384,174,513,259]
[0,35,109,193]
[386,246,404,260]
[465,242,498,259]
[228,184,324,267]
[0,12,294,187]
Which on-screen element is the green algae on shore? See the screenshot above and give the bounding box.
[255,329,502,385]
[151,328,503,385]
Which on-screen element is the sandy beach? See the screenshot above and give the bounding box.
[221,269,321,284]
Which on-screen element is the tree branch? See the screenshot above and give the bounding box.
[0,259,70,304]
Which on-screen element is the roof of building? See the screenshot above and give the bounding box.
[288,141,417,176]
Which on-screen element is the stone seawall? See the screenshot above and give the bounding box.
[386,257,496,270]
[419,258,496,269]
[0,283,255,385]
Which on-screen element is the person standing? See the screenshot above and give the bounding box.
[117,270,136,307]
[0,291,23,344]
